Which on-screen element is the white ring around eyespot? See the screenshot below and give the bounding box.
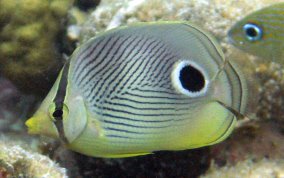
[171,60,209,97]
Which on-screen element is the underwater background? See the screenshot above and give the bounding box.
[0,0,284,177]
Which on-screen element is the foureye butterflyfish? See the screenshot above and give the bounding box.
[26,22,247,158]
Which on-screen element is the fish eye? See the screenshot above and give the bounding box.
[48,103,69,120]
[53,109,63,118]
[171,60,209,97]
[242,23,262,41]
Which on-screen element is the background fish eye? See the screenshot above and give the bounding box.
[242,23,263,41]
[171,60,209,97]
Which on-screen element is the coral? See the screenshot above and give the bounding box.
[0,0,73,95]
[0,135,68,178]
[201,158,284,178]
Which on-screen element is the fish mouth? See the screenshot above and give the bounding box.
[25,113,59,139]
[25,117,39,134]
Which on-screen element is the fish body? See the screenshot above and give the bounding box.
[228,3,284,61]
[26,22,247,158]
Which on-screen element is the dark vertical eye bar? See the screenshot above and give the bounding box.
[52,60,71,144]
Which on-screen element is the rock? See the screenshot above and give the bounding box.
[0,135,68,178]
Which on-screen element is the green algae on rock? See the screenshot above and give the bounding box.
[0,0,73,95]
